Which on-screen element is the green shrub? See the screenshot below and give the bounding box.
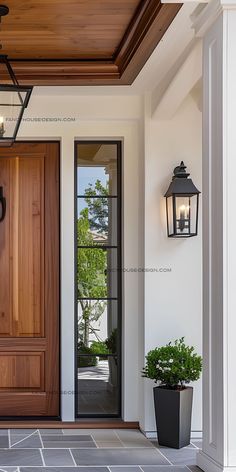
[90,341,109,359]
[78,343,97,368]
[142,337,202,388]
[105,328,117,354]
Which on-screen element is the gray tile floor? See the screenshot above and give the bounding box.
[0,429,202,472]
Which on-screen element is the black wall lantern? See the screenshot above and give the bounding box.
[0,5,33,146]
[164,161,200,238]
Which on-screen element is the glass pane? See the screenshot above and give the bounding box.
[78,248,118,298]
[167,196,173,235]
[0,90,28,139]
[175,196,191,235]
[77,197,117,246]
[77,354,119,415]
[76,141,121,418]
[190,194,198,234]
[77,143,118,196]
[78,299,118,351]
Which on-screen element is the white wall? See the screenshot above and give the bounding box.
[142,93,202,435]
[17,92,143,422]
[15,87,202,432]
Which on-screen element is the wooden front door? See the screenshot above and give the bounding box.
[0,142,60,417]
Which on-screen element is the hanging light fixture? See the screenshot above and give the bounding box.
[164,161,200,238]
[0,5,33,146]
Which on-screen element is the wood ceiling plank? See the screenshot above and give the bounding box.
[1,0,140,59]
[0,0,182,85]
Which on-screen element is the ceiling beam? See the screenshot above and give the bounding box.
[151,40,202,120]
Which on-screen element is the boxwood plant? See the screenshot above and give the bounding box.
[142,337,202,389]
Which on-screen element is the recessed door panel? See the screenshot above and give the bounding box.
[0,142,59,416]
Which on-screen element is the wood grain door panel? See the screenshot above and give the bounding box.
[0,142,60,416]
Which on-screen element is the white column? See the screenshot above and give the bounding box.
[193,1,236,471]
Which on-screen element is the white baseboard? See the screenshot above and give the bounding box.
[197,450,236,472]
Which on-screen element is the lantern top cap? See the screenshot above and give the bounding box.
[164,161,200,197]
[173,161,190,179]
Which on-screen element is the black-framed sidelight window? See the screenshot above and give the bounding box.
[75,141,122,418]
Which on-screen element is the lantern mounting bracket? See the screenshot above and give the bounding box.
[0,5,9,18]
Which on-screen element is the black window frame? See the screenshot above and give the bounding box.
[74,140,122,419]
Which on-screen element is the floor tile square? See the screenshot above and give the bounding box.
[191,440,202,449]
[141,467,188,472]
[42,449,75,466]
[0,449,42,466]
[20,468,109,472]
[96,440,124,448]
[0,436,9,448]
[39,429,63,435]
[0,468,18,472]
[10,432,41,449]
[155,446,198,466]
[10,430,36,435]
[110,467,141,471]
[115,430,154,448]
[71,448,170,466]
[43,440,96,448]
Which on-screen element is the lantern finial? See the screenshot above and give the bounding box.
[173,161,190,179]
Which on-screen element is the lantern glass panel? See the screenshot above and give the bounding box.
[175,196,190,235]
[167,196,173,236]
[0,90,27,139]
[189,194,198,234]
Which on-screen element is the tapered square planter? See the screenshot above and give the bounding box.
[153,386,193,449]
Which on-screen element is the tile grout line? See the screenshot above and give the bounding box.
[10,430,38,448]
[90,434,99,448]
[190,442,199,450]
[113,430,127,448]
[156,448,173,465]
[38,430,44,450]
[39,448,46,467]
[69,447,78,466]
[186,465,196,472]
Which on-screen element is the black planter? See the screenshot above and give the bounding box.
[153,386,193,449]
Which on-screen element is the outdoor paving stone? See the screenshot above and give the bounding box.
[41,434,93,441]
[96,440,124,448]
[20,468,109,472]
[0,436,9,448]
[141,467,188,472]
[191,440,202,449]
[0,468,18,472]
[43,440,96,448]
[110,467,142,471]
[42,449,75,466]
[63,429,118,440]
[10,432,41,449]
[155,446,198,466]
[71,448,170,466]
[115,431,154,448]
[10,430,36,435]
[187,466,202,472]
[39,429,63,435]
[0,449,42,466]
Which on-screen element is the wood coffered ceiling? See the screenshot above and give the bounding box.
[0,0,182,85]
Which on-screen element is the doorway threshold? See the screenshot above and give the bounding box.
[0,419,139,429]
